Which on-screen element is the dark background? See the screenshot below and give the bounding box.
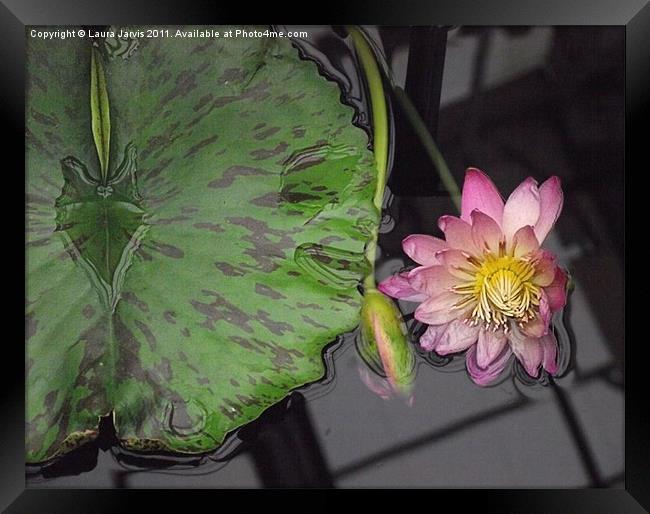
[22,25,625,490]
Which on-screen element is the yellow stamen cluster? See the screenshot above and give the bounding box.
[452,241,541,331]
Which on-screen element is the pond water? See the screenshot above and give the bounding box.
[27,26,624,488]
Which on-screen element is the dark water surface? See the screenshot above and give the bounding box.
[27,26,624,488]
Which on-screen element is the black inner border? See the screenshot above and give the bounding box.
[4,0,643,510]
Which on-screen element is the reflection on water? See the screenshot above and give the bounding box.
[279,142,368,221]
[55,142,148,311]
[294,243,369,290]
[163,399,208,439]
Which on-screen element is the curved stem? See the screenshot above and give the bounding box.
[351,32,461,212]
[349,27,389,291]
[349,27,389,211]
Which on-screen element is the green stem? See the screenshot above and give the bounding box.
[393,87,461,212]
[362,247,378,291]
[349,29,389,210]
[349,27,389,290]
[351,33,461,213]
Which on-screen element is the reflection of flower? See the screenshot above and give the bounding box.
[378,168,568,385]
[358,365,414,406]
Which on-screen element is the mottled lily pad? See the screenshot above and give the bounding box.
[26,26,378,462]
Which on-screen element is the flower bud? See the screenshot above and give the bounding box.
[357,288,415,398]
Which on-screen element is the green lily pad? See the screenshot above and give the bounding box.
[26,26,379,462]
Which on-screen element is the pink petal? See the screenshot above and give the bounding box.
[534,176,564,244]
[545,266,569,312]
[378,272,427,303]
[436,249,477,280]
[471,210,504,255]
[520,317,546,338]
[438,215,480,255]
[539,290,551,326]
[511,225,540,258]
[502,177,541,241]
[402,234,448,266]
[509,325,544,378]
[414,291,466,325]
[408,265,459,297]
[460,167,505,226]
[419,322,450,351]
[541,332,559,375]
[466,344,512,386]
[520,289,551,338]
[426,320,480,355]
[476,328,508,368]
[533,250,557,287]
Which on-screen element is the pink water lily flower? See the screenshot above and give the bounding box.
[378,168,569,385]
